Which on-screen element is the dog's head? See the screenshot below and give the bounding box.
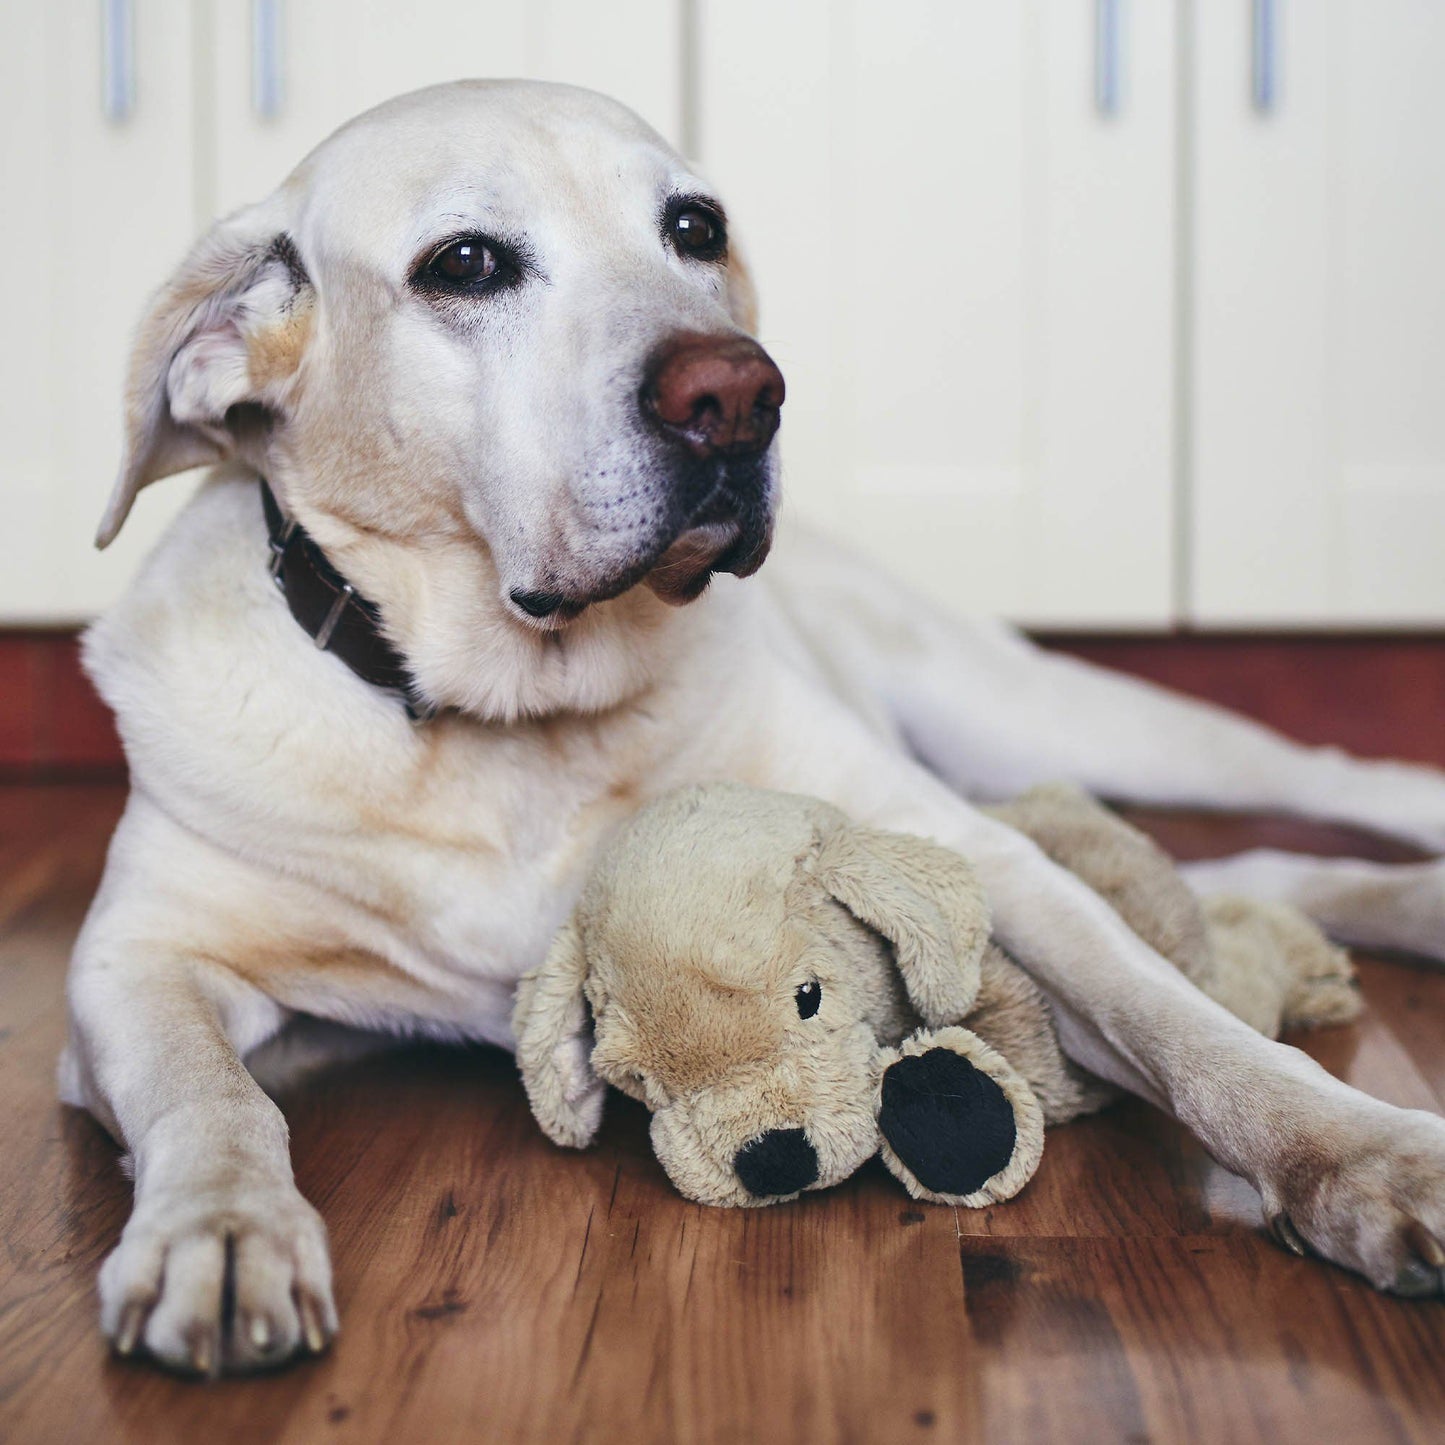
[100,81,781,635]
[512,784,1000,1207]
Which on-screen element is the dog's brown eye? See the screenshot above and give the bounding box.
[671,206,725,259]
[431,238,498,283]
[795,980,822,1019]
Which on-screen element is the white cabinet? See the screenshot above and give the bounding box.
[206,1,684,217]
[4,2,1443,629]
[698,0,1179,628]
[1190,0,1445,625]
[0,0,199,621]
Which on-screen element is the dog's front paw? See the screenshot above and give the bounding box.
[99,1182,337,1375]
[1265,1105,1445,1297]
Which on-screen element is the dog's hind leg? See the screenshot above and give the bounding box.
[896,623,1445,854]
[775,532,1445,853]
[1183,850,1445,962]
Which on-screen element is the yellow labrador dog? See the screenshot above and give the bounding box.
[66,80,1445,1375]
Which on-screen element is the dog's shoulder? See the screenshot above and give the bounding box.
[87,465,279,675]
[84,464,419,817]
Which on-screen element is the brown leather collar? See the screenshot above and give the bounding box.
[261,480,436,722]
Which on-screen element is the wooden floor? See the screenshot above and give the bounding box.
[2,785,1444,1444]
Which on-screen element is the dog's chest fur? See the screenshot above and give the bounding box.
[83,478,755,1043]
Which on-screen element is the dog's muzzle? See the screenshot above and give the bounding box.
[506,335,784,622]
[642,485,774,606]
[635,331,784,606]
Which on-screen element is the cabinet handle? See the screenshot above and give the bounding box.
[101,0,135,123]
[1094,0,1123,118]
[1252,0,1278,113]
[252,0,284,119]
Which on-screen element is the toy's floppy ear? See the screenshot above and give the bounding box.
[816,825,991,1025]
[98,199,313,548]
[512,919,605,1148]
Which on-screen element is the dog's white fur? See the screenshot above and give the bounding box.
[63,81,1445,1374]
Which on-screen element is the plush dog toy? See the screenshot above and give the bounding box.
[514,782,1358,1208]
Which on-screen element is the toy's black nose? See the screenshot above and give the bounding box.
[734,1128,819,1198]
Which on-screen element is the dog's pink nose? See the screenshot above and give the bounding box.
[642,333,785,459]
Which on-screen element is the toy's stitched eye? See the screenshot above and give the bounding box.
[795,980,822,1019]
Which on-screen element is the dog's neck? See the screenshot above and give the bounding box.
[270,472,717,726]
[262,478,438,720]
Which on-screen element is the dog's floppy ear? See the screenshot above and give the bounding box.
[513,919,605,1149]
[97,199,314,547]
[815,825,991,1026]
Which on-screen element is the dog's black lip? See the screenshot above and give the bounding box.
[507,590,588,626]
[712,516,772,579]
[509,588,569,619]
[510,463,774,625]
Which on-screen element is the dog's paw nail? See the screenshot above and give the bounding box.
[297,1294,328,1354]
[114,1301,148,1356]
[1405,1219,1445,1270]
[188,1326,219,1378]
[248,1315,273,1351]
[1269,1213,1309,1258]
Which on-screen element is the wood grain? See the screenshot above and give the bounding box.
[1,785,1443,1444]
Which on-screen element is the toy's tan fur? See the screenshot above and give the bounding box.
[516,782,1358,1209]
[983,785,1364,1039]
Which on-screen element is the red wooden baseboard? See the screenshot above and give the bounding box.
[1036,633,1445,772]
[0,631,123,778]
[3,627,1444,780]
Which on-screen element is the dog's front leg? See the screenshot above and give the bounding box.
[66,946,336,1374]
[753,671,1445,1295]
[64,816,337,1374]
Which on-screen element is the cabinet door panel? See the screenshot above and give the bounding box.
[0,1,197,621]
[209,1,682,216]
[1191,0,1445,624]
[0,0,57,617]
[699,0,1178,627]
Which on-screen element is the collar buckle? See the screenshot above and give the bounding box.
[314,582,355,651]
[268,518,297,588]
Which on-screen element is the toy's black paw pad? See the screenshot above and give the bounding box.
[879,1048,1017,1196]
